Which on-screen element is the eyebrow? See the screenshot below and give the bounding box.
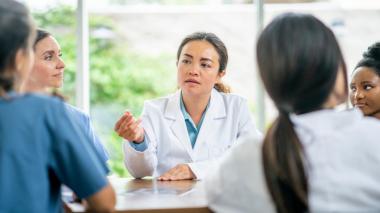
[360,81,376,84]
[42,49,61,55]
[183,53,213,63]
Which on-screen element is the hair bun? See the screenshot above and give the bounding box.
[363,42,380,61]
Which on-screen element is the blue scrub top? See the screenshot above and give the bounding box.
[0,92,108,213]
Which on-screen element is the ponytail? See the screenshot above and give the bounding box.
[262,111,308,213]
[214,82,230,93]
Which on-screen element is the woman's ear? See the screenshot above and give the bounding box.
[218,70,226,79]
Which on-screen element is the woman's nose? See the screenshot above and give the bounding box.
[57,57,65,69]
[354,90,364,99]
[188,64,200,76]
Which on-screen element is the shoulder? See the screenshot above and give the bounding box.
[222,133,263,168]
[64,103,89,122]
[205,134,275,212]
[143,91,178,111]
[214,91,249,111]
[21,93,66,113]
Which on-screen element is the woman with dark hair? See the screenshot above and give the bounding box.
[24,29,109,163]
[350,42,380,119]
[0,0,115,212]
[205,13,380,212]
[114,32,260,180]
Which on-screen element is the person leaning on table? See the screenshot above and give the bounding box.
[205,13,380,213]
[114,32,261,180]
[0,0,115,212]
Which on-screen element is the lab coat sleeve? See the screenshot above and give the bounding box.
[123,103,158,178]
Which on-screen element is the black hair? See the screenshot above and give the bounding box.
[257,13,347,213]
[0,0,34,94]
[355,42,380,76]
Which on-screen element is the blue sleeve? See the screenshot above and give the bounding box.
[84,115,110,162]
[129,136,148,152]
[47,100,108,199]
[66,105,109,164]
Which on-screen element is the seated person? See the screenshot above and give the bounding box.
[205,13,380,213]
[0,1,115,212]
[24,29,109,163]
[114,32,261,180]
[350,42,380,120]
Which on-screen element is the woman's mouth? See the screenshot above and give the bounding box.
[185,79,200,84]
[354,102,367,108]
[53,72,63,78]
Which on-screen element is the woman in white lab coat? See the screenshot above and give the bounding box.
[114,32,260,180]
[205,13,380,213]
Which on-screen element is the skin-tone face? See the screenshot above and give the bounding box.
[26,36,65,92]
[177,40,225,99]
[350,66,380,119]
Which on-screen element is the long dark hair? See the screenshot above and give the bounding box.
[0,0,34,95]
[177,32,230,93]
[257,13,347,212]
[355,42,380,76]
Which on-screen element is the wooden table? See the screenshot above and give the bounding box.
[67,177,212,213]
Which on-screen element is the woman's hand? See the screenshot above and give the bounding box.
[158,164,196,181]
[114,111,144,143]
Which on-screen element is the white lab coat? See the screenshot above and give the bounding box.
[123,89,260,179]
[205,108,380,212]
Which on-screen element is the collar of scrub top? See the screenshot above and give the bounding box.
[179,92,210,148]
[0,90,20,100]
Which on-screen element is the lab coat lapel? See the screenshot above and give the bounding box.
[164,90,194,159]
[194,89,227,151]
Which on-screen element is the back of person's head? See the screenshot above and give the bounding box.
[177,32,230,93]
[355,42,380,76]
[256,13,347,213]
[0,0,34,95]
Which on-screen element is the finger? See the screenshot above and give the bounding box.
[122,118,143,137]
[119,122,140,140]
[114,112,132,132]
[117,114,135,133]
[158,169,174,181]
[128,118,142,130]
[158,175,170,181]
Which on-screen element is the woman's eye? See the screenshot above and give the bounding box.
[364,85,373,90]
[201,63,211,68]
[182,59,190,64]
[58,53,63,57]
[44,55,53,60]
[350,86,356,92]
